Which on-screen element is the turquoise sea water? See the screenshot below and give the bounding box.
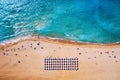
[0,0,120,44]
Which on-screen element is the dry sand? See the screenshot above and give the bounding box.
[0,36,120,80]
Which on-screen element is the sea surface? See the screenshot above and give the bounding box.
[0,0,120,44]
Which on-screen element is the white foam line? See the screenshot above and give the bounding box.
[0,35,33,45]
[0,35,120,46]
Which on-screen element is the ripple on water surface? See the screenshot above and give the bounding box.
[0,0,120,44]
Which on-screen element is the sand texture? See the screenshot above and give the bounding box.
[0,36,120,80]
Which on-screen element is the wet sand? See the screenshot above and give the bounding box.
[0,36,120,80]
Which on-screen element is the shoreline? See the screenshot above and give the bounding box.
[0,35,120,49]
[0,35,120,80]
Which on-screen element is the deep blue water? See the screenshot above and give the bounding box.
[0,0,120,44]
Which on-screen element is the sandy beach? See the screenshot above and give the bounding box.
[0,36,120,80]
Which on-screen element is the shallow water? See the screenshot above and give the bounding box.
[0,0,120,43]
